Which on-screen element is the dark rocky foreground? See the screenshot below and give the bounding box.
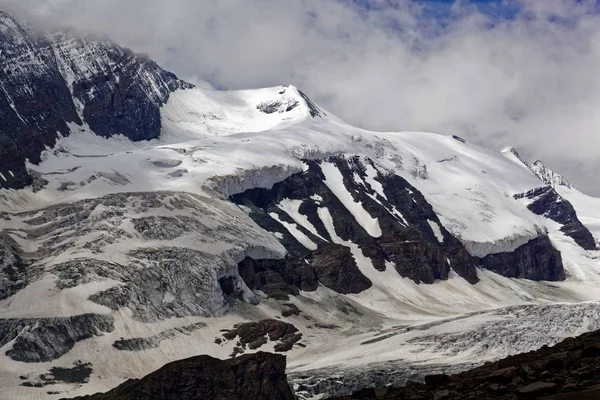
[333,329,600,400]
[66,352,295,400]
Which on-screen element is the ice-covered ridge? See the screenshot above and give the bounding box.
[160,84,325,140]
[530,160,572,189]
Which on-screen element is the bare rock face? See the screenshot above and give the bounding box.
[232,155,571,288]
[66,352,295,400]
[515,186,596,250]
[0,314,114,363]
[231,155,479,290]
[0,11,81,188]
[237,256,318,300]
[221,319,302,354]
[479,236,565,281]
[52,31,192,141]
[0,11,191,189]
[310,244,372,294]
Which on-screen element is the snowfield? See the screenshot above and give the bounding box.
[0,84,600,399]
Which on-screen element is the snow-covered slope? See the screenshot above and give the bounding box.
[1,82,599,398]
[162,85,328,139]
[1,11,600,400]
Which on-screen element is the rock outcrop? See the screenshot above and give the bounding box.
[66,352,295,400]
[515,186,596,250]
[221,319,302,355]
[479,235,565,281]
[231,155,480,291]
[233,155,568,289]
[0,314,114,362]
[237,256,318,300]
[310,244,372,294]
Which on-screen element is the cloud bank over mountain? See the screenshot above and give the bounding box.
[3,0,600,194]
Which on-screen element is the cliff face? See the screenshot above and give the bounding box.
[66,352,295,400]
[230,155,568,295]
[0,11,81,188]
[0,11,191,189]
[479,235,565,281]
[515,186,596,251]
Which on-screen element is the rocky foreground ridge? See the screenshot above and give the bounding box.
[334,330,600,400]
[67,329,600,400]
[66,352,294,400]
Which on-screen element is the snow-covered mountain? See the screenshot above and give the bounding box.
[0,10,600,400]
[0,10,191,190]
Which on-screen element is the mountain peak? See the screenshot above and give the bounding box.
[501,146,525,162]
[530,160,572,189]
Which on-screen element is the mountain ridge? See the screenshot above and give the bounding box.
[0,10,191,189]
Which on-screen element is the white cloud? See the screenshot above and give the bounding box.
[3,0,600,194]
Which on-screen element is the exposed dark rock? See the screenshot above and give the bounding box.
[516,381,557,396]
[231,155,481,294]
[112,323,207,351]
[425,374,450,388]
[310,244,372,293]
[0,314,114,362]
[281,303,301,317]
[56,32,192,142]
[274,333,303,352]
[362,232,478,284]
[479,236,565,281]
[256,98,299,114]
[515,186,596,250]
[221,319,301,354]
[65,352,295,400]
[21,361,93,387]
[0,11,81,189]
[237,256,318,300]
